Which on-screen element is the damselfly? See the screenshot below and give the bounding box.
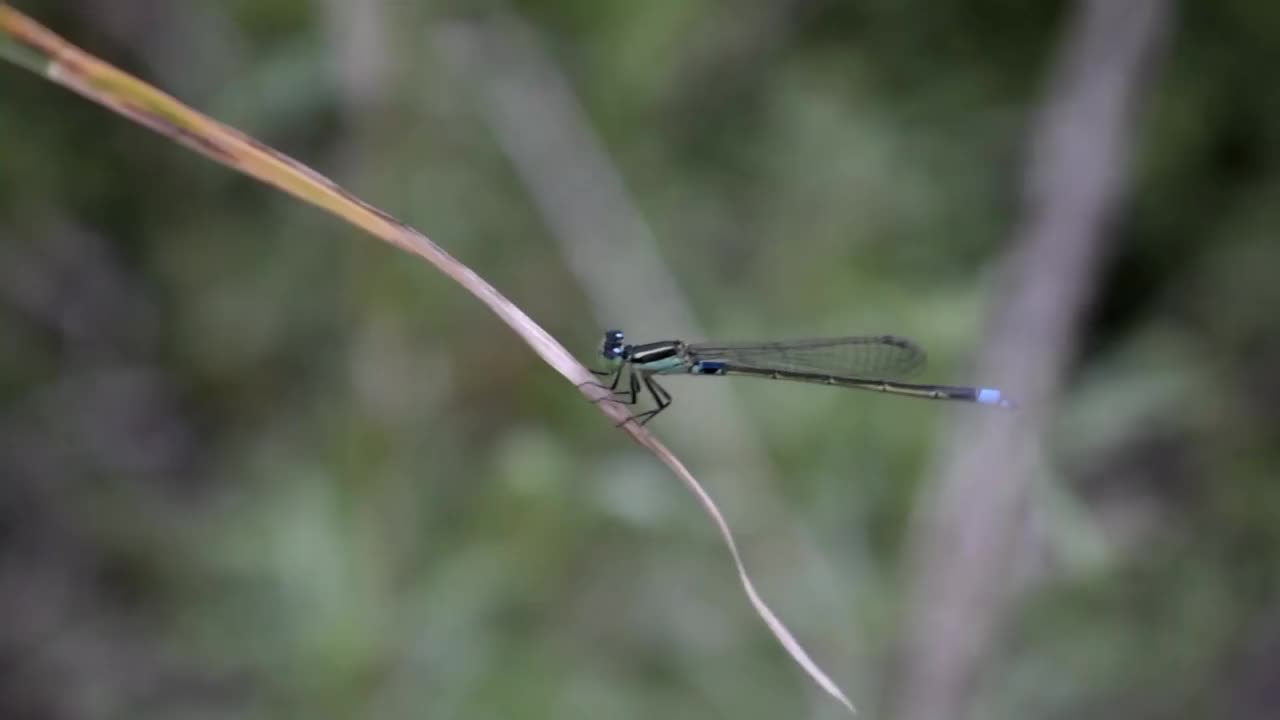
[591,329,1014,424]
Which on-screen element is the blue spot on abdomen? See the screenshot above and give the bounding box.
[693,361,727,375]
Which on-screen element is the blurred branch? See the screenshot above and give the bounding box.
[433,16,694,341]
[322,0,392,114]
[435,11,866,704]
[893,1,1173,719]
[431,14,791,500]
[666,0,812,118]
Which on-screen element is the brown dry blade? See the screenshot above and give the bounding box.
[0,5,854,713]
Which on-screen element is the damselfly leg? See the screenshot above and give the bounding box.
[630,374,672,425]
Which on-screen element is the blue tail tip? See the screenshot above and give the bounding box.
[977,388,1017,410]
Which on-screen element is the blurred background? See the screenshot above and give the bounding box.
[2,1,1279,718]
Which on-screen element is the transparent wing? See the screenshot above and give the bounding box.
[686,335,927,380]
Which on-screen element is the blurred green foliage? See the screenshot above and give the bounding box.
[1,2,1278,719]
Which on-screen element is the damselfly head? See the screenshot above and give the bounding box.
[600,329,627,363]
